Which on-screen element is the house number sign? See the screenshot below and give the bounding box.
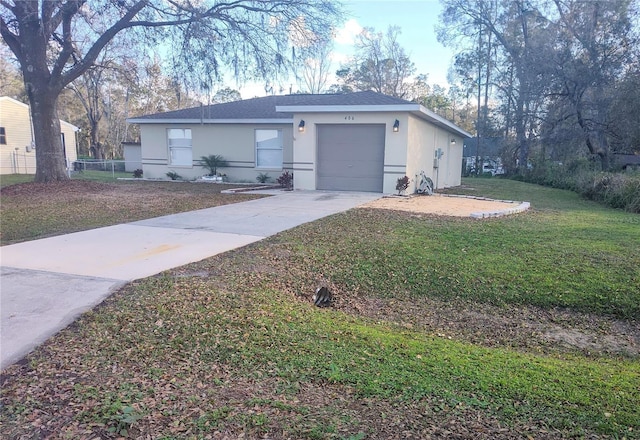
[344,115,355,120]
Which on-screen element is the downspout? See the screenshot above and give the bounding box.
[27,102,35,149]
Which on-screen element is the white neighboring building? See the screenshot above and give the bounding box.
[0,96,79,175]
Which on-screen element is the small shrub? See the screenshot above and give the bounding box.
[590,172,640,212]
[132,169,143,178]
[277,170,293,189]
[517,160,640,213]
[166,171,182,180]
[396,175,410,195]
[107,405,142,436]
[256,172,271,183]
[200,154,228,176]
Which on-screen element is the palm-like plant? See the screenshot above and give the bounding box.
[200,154,228,176]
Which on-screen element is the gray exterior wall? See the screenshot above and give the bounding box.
[140,123,293,182]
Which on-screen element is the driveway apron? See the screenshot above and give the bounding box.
[0,190,381,369]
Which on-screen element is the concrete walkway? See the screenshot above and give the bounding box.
[0,190,381,370]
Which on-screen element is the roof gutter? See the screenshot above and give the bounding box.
[415,105,473,138]
[126,118,293,125]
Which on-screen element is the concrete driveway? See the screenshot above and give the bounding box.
[0,190,381,370]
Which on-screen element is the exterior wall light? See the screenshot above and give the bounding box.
[298,120,305,132]
[451,137,456,144]
[393,119,400,132]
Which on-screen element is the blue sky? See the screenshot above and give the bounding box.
[236,0,454,98]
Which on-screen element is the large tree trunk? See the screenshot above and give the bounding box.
[576,103,611,171]
[10,0,71,183]
[89,120,105,160]
[28,90,69,182]
[515,92,528,171]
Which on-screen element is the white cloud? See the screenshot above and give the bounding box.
[334,19,363,45]
[330,51,349,65]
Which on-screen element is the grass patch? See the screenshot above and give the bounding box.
[71,169,133,181]
[0,174,35,188]
[0,180,264,245]
[0,170,133,188]
[303,210,638,318]
[1,178,638,438]
[2,276,637,438]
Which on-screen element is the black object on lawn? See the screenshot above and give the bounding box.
[312,286,332,307]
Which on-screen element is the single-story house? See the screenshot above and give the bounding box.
[0,96,79,174]
[613,153,640,170]
[127,91,471,193]
[463,137,505,175]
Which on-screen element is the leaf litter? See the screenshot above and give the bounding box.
[1,183,638,439]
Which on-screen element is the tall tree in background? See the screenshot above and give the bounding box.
[409,74,453,118]
[439,0,552,172]
[608,67,640,155]
[337,26,416,98]
[295,37,334,94]
[548,0,637,170]
[67,49,124,160]
[0,0,341,182]
[439,0,639,172]
[0,42,22,98]
[213,87,242,104]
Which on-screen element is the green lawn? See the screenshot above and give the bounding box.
[0,179,263,245]
[0,173,35,188]
[0,170,151,189]
[1,178,638,438]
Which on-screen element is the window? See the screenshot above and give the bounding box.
[255,129,283,169]
[0,127,6,145]
[168,128,192,166]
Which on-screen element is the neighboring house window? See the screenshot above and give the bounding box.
[60,133,67,158]
[168,128,192,166]
[255,129,283,169]
[0,127,6,145]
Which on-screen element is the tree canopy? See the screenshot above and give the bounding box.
[336,26,416,98]
[0,0,342,182]
[438,0,640,171]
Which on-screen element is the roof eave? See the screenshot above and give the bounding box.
[276,104,421,113]
[414,105,473,138]
[60,120,80,131]
[126,118,293,124]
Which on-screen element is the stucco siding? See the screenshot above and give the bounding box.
[123,144,142,171]
[407,114,436,191]
[141,123,292,181]
[406,114,462,190]
[291,112,407,193]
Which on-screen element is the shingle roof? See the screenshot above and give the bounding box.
[130,91,414,121]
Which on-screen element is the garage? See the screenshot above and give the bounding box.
[316,124,385,192]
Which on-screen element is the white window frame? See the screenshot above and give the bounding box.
[167,128,192,167]
[255,129,283,170]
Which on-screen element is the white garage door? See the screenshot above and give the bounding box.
[317,124,385,192]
